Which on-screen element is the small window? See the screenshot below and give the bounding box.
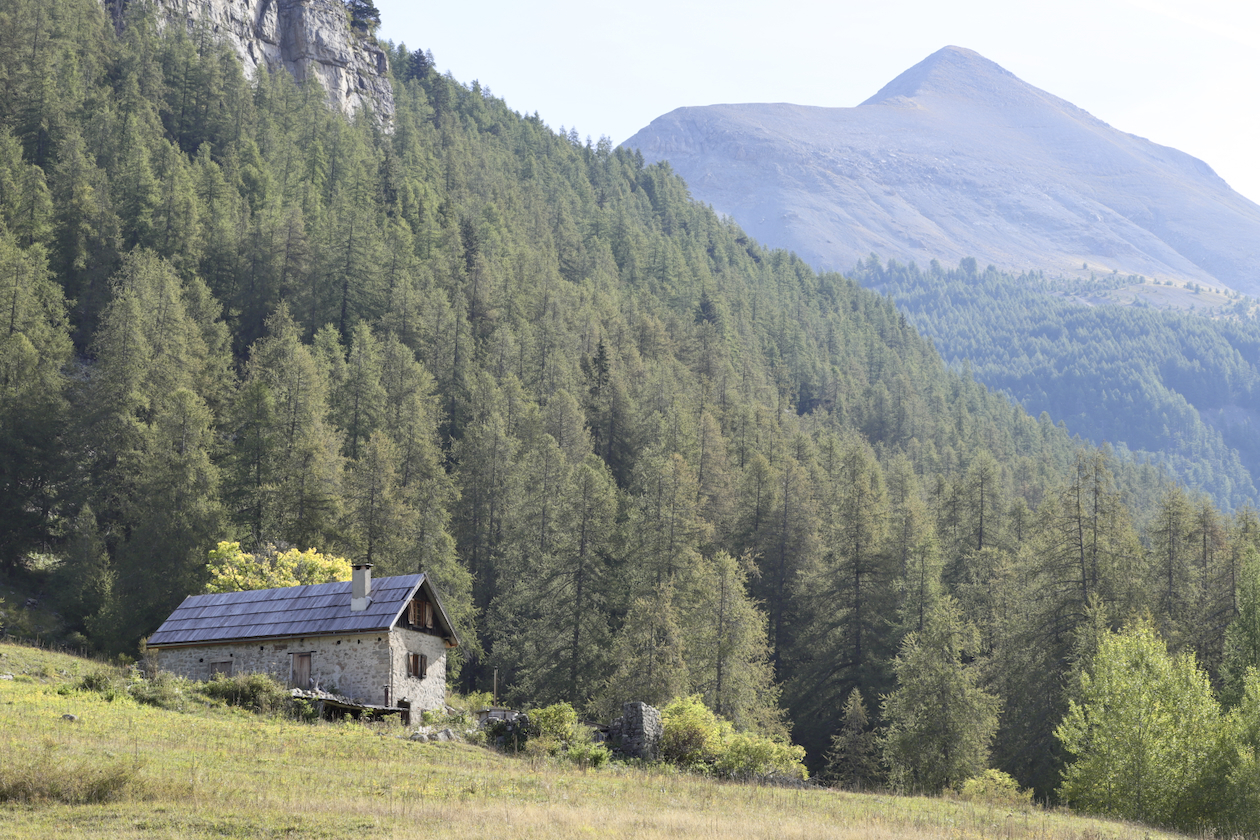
[407,653,428,679]
[209,660,232,678]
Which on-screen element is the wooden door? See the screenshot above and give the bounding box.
[291,653,311,689]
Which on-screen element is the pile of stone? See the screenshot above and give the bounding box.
[290,686,363,707]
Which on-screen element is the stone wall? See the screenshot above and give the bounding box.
[153,628,446,709]
[388,627,447,711]
[608,701,662,760]
[119,0,394,120]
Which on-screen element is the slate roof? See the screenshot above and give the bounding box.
[147,574,458,647]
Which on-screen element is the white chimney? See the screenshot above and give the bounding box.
[351,564,372,611]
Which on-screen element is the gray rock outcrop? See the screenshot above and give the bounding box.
[624,46,1260,295]
[133,0,393,120]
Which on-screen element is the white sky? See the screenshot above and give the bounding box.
[375,0,1260,204]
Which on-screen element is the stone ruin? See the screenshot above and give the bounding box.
[607,701,662,760]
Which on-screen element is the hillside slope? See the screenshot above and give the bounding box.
[0,641,1189,840]
[623,46,1260,294]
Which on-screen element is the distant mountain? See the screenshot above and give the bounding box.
[623,46,1260,294]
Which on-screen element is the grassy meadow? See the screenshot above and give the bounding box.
[0,642,1184,840]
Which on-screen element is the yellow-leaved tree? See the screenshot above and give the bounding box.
[204,542,352,593]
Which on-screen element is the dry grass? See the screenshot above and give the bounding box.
[0,641,1186,840]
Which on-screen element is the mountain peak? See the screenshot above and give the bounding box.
[860,46,1032,109]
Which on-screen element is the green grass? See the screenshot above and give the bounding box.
[0,641,1188,839]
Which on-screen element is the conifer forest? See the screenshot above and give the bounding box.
[6,1,1260,834]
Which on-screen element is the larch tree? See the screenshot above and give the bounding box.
[881,597,1000,794]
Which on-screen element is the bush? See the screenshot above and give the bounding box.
[714,732,808,782]
[661,695,727,768]
[128,671,192,711]
[77,669,119,696]
[201,672,293,714]
[531,701,579,743]
[487,703,606,768]
[566,739,611,770]
[958,769,1032,807]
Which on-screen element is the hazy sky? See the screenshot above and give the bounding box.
[374,0,1260,204]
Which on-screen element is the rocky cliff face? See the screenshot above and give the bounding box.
[138,0,393,120]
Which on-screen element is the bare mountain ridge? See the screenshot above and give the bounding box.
[624,46,1260,294]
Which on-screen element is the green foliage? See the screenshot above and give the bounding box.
[201,672,296,715]
[1223,546,1260,705]
[1056,619,1220,830]
[530,701,580,744]
[564,739,611,770]
[204,541,352,593]
[661,695,729,768]
[503,701,608,768]
[713,731,807,782]
[881,599,1000,794]
[825,688,880,789]
[127,671,196,711]
[852,257,1260,511]
[957,770,1032,807]
[659,695,807,780]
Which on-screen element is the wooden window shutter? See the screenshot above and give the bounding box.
[420,654,428,679]
[407,653,419,677]
[422,601,433,628]
[408,599,418,626]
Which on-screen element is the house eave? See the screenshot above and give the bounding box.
[147,629,387,650]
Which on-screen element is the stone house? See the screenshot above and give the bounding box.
[147,565,458,713]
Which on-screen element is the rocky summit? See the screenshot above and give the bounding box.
[128,0,393,120]
[623,46,1260,294]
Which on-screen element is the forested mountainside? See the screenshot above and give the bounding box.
[9,0,1260,817]
[853,258,1260,511]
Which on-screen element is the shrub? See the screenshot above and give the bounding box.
[566,739,611,770]
[77,670,119,695]
[714,731,808,782]
[128,671,192,710]
[446,689,493,715]
[958,769,1032,807]
[201,672,292,714]
[661,695,727,768]
[531,701,579,743]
